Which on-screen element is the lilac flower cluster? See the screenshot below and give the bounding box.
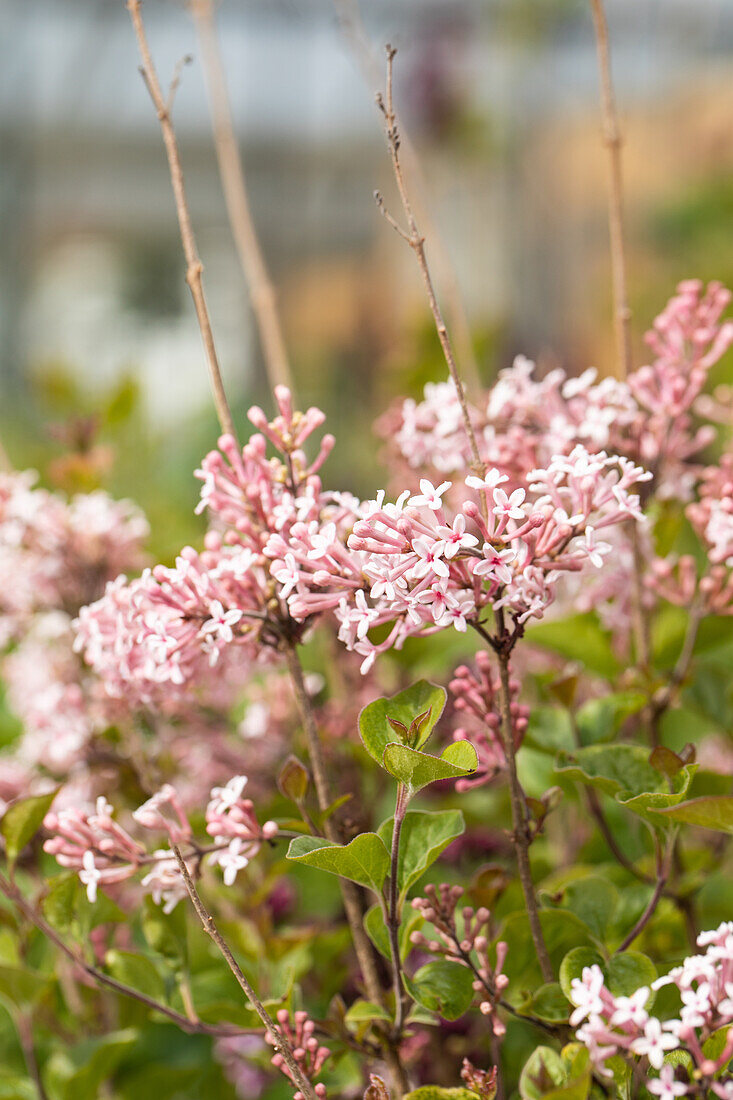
[570,923,733,1098]
[43,775,278,911]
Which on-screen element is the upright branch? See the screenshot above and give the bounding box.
[126,0,237,439]
[589,0,633,381]
[614,830,676,954]
[189,0,294,395]
[494,635,554,983]
[335,0,481,394]
[170,845,319,1100]
[283,644,410,1096]
[386,783,408,1038]
[375,46,484,479]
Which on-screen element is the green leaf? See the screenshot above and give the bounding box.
[382,741,477,797]
[277,755,310,803]
[542,876,618,942]
[558,948,603,1000]
[526,982,571,1023]
[702,1026,732,1072]
[405,1090,478,1100]
[650,796,733,833]
[344,999,392,1026]
[555,745,660,798]
[526,613,620,678]
[1,789,58,867]
[42,873,78,934]
[519,1047,566,1100]
[364,903,422,962]
[286,832,389,893]
[555,745,696,828]
[0,965,50,1009]
[141,897,188,968]
[575,693,646,745]
[359,681,447,766]
[377,810,465,900]
[404,959,474,1021]
[519,1045,591,1100]
[500,911,596,997]
[0,1078,37,1100]
[559,947,656,1002]
[105,950,166,1002]
[46,1029,138,1100]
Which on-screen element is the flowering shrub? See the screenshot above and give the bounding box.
[1,5,733,1099]
[0,278,731,1099]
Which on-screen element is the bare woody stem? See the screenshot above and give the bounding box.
[494,644,554,984]
[283,642,410,1097]
[126,0,236,440]
[189,0,294,395]
[386,784,408,1039]
[16,1013,48,1100]
[589,0,632,381]
[0,870,248,1040]
[376,46,483,478]
[333,0,481,396]
[170,845,318,1100]
[615,831,675,954]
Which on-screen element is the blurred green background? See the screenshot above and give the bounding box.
[3,0,733,554]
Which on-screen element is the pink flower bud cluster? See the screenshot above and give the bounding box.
[450,652,529,790]
[571,922,733,1097]
[264,1009,330,1100]
[43,775,277,910]
[410,884,508,1036]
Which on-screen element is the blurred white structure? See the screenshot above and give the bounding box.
[1,0,732,421]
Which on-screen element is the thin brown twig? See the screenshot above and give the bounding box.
[494,640,554,983]
[333,0,481,396]
[283,642,410,1097]
[376,46,483,479]
[615,831,675,954]
[170,845,318,1100]
[190,0,294,395]
[126,0,237,440]
[16,1014,49,1100]
[386,784,408,1039]
[0,870,250,1040]
[589,0,632,381]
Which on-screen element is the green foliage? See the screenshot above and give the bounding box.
[500,911,597,998]
[286,832,390,893]
[525,614,620,678]
[541,875,618,942]
[377,809,465,901]
[559,948,657,1001]
[382,741,478,797]
[404,959,475,1020]
[651,795,733,833]
[358,681,447,765]
[519,1045,591,1100]
[44,1029,138,1100]
[364,903,422,962]
[0,966,50,1011]
[555,745,697,827]
[0,790,58,869]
